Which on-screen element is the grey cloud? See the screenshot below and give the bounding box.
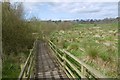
[82,9,101,13]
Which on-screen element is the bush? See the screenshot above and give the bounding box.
[2,2,34,55]
[2,2,35,78]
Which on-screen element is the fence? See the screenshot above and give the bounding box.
[49,40,108,79]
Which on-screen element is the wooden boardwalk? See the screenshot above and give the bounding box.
[35,40,68,79]
[18,40,108,80]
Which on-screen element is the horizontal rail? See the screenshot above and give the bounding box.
[48,40,108,79]
[18,41,36,80]
[48,42,72,78]
[18,49,33,80]
[61,49,108,78]
[63,57,86,78]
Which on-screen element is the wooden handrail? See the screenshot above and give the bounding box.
[61,49,108,78]
[18,41,36,80]
[48,40,108,79]
[18,49,33,80]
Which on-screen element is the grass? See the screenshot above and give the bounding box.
[74,23,96,28]
[50,23,118,77]
[3,61,20,78]
[67,42,79,51]
[99,52,110,61]
[70,50,83,57]
[2,55,20,79]
[2,52,29,79]
[85,46,99,59]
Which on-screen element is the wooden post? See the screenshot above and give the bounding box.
[63,53,66,68]
[81,66,86,77]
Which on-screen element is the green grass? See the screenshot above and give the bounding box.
[50,23,118,77]
[67,42,79,51]
[2,56,20,79]
[70,50,83,57]
[99,52,110,61]
[3,62,20,78]
[74,23,96,28]
[85,46,99,59]
[2,52,29,79]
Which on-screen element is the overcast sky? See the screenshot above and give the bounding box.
[9,0,119,20]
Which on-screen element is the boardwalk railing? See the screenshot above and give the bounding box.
[18,42,36,80]
[48,40,108,79]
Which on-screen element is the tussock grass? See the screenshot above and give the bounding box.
[50,23,118,77]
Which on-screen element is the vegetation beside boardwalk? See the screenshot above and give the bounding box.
[2,2,36,78]
[50,23,118,77]
[2,2,119,78]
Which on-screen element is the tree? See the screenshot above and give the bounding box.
[2,2,34,55]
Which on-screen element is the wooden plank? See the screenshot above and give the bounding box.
[45,72,51,78]
[36,41,68,79]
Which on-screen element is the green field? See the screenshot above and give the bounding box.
[50,23,118,77]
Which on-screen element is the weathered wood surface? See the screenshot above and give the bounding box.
[35,40,68,79]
